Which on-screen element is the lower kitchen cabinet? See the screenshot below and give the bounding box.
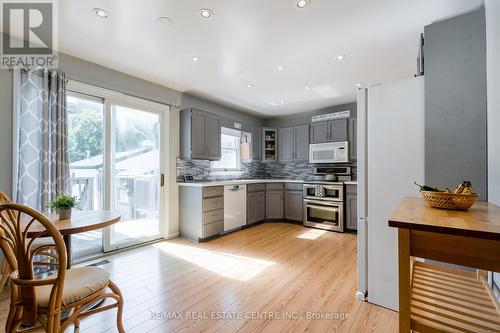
[345,184,357,230]
[247,184,266,225]
[284,183,303,222]
[284,191,303,221]
[179,186,224,242]
[266,183,284,219]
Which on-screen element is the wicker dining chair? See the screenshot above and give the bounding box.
[0,192,59,294]
[0,192,13,292]
[0,203,125,333]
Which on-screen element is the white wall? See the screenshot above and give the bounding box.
[485,0,500,205]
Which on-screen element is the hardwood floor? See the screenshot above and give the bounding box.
[0,223,398,332]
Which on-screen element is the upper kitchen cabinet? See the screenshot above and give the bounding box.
[205,115,221,160]
[278,127,294,162]
[294,125,309,161]
[329,119,348,142]
[310,122,329,143]
[348,118,357,161]
[279,125,309,162]
[262,128,278,162]
[252,127,262,160]
[310,119,348,143]
[180,108,221,160]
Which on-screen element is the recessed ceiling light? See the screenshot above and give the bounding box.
[157,16,173,25]
[192,56,199,62]
[277,66,284,71]
[297,0,309,8]
[356,83,362,87]
[336,55,345,61]
[269,102,279,106]
[304,86,310,90]
[93,8,109,19]
[247,84,254,88]
[280,101,285,105]
[200,8,213,19]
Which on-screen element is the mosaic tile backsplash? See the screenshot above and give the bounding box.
[177,158,356,182]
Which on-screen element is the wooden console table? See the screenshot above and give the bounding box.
[389,197,500,333]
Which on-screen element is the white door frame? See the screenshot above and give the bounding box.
[67,80,171,252]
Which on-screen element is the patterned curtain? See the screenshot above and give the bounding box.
[12,69,69,211]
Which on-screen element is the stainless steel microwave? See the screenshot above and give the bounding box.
[309,141,349,164]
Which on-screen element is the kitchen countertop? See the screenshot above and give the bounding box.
[177,179,358,187]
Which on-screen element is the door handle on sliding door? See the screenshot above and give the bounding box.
[160,173,165,187]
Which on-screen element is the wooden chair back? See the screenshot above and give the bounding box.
[0,203,67,326]
[0,191,11,204]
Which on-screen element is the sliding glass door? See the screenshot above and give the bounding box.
[107,105,162,250]
[67,92,105,259]
[67,82,168,257]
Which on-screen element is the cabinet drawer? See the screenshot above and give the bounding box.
[203,209,224,225]
[285,183,303,191]
[202,196,224,211]
[203,186,224,198]
[203,220,223,238]
[248,183,265,192]
[266,183,283,191]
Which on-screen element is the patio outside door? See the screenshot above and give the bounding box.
[105,104,164,251]
[67,80,169,258]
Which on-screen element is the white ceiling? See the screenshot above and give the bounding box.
[59,0,482,117]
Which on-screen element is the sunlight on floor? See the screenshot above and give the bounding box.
[153,242,275,282]
[297,228,328,240]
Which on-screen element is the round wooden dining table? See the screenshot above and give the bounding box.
[25,211,121,269]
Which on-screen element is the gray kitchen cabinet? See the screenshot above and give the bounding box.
[247,191,265,225]
[266,183,283,219]
[247,192,258,224]
[252,127,261,160]
[284,183,303,222]
[279,125,309,162]
[247,184,265,225]
[310,119,348,143]
[205,115,221,160]
[278,127,295,162]
[179,185,224,242]
[329,119,348,142]
[349,118,357,161]
[294,125,309,161]
[190,111,206,159]
[310,122,329,143]
[262,128,278,162]
[345,184,357,231]
[266,191,284,219]
[180,108,221,160]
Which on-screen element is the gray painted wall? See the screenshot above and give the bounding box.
[486,0,500,206]
[0,70,13,196]
[264,102,356,128]
[424,8,487,198]
[59,54,181,106]
[180,93,264,131]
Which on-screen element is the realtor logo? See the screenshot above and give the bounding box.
[1,0,58,68]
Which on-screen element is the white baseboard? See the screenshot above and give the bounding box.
[168,232,179,239]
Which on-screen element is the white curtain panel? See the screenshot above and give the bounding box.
[12,69,69,211]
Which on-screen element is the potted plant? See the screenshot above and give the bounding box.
[48,194,79,220]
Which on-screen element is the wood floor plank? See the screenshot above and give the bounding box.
[0,223,398,333]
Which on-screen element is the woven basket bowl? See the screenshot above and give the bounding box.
[421,191,478,210]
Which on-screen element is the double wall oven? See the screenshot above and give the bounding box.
[303,183,344,232]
